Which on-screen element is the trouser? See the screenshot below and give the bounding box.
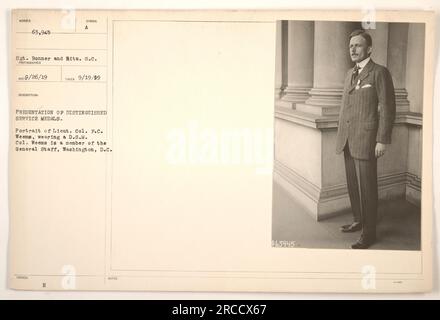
[343,143,378,240]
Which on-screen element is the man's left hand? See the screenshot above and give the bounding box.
[375,142,387,158]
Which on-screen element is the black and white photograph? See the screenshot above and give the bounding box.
[272,21,424,250]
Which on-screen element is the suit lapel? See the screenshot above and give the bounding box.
[348,59,375,93]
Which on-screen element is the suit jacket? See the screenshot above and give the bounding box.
[335,59,396,160]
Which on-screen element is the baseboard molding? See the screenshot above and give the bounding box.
[274,160,421,220]
[406,173,421,207]
[274,104,422,129]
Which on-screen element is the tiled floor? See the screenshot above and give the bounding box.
[272,181,421,250]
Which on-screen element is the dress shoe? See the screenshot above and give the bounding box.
[340,222,362,233]
[351,237,376,249]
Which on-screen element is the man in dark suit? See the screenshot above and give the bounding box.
[336,29,396,249]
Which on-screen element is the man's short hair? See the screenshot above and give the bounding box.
[349,29,372,47]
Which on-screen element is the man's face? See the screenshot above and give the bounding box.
[349,34,371,63]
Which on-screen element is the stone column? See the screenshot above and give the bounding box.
[296,21,360,115]
[387,23,410,113]
[280,21,314,108]
[405,23,424,114]
[368,22,389,66]
[405,23,424,206]
[274,21,284,100]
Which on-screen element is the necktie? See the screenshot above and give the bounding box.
[351,64,360,85]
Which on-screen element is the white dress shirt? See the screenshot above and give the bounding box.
[356,56,371,74]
